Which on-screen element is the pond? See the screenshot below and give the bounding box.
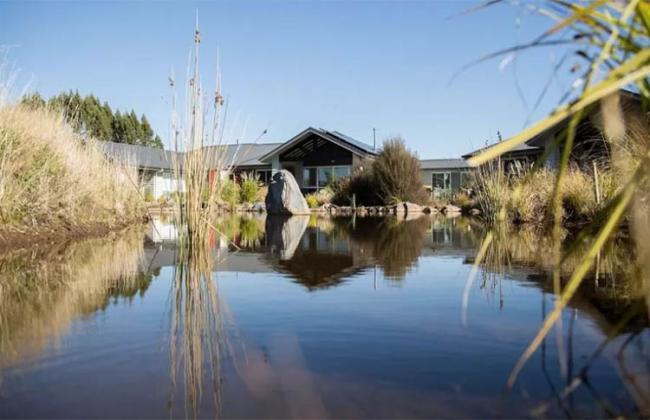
[0,214,647,418]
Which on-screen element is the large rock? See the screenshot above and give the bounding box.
[443,204,461,214]
[394,202,424,214]
[265,170,310,215]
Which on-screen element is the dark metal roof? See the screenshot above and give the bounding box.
[461,142,541,159]
[324,129,376,154]
[203,142,282,167]
[101,142,177,170]
[419,158,470,170]
[101,141,279,170]
[259,127,377,163]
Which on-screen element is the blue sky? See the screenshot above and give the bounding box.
[0,1,573,158]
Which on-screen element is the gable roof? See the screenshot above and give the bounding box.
[259,127,376,163]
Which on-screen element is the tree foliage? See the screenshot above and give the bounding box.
[373,137,429,204]
[20,91,163,148]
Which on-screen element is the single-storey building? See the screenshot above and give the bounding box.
[463,90,644,173]
[419,158,471,198]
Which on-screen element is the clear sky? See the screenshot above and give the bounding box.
[0,0,573,158]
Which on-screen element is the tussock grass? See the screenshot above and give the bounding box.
[472,164,615,227]
[465,1,650,409]
[0,101,145,239]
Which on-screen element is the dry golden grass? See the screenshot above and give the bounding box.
[0,102,145,237]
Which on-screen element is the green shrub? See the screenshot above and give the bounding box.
[144,189,154,202]
[372,138,429,204]
[220,178,239,205]
[305,194,319,208]
[240,176,259,204]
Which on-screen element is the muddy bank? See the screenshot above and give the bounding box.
[0,217,149,252]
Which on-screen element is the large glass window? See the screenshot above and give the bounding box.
[256,169,272,184]
[333,166,350,180]
[303,167,317,188]
[318,167,333,187]
[304,165,351,189]
[432,172,451,191]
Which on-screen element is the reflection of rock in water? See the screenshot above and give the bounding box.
[265,215,309,260]
[343,216,430,280]
[0,230,147,368]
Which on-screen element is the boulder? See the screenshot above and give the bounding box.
[443,204,462,214]
[265,170,310,215]
[252,202,266,213]
[265,216,309,260]
[469,208,481,216]
[394,202,424,214]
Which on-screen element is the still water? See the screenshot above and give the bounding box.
[0,215,647,418]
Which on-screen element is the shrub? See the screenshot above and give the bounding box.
[305,194,319,208]
[219,178,239,206]
[331,162,382,206]
[373,138,429,204]
[562,168,598,219]
[239,174,259,204]
[144,189,154,202]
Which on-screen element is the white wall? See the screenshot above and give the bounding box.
[152,172,185,199]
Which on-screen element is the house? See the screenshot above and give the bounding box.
[101,142,181,199]
[103,127,475,199]
[462,90,645,173]
[257,127,378,193]
[419,158,471,198]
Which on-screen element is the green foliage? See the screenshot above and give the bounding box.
[219,178,239,206]
[305,194,319,209]
[20,90,163,148]
[372,138,429,204]
[239,175,259,204]
[332,140,428,206]
[144,190,154,203]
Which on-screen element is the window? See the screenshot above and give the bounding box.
[303,165,351,190]
[318,167,333,187]
[303,167,317,188]
[333,166,350,180]
[255,169,272,184]
[432,172,451,191]
[460,171,472,189]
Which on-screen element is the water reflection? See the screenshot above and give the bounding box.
[0,214,647,418]
[0,229,148,369]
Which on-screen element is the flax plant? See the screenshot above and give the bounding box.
[466,1,650,411]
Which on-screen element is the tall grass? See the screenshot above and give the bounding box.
[466,0,650,406]
[0,100,145,240]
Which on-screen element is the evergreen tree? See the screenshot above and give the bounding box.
[21,91,163,148]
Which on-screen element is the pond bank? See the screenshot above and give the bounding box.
[0,217,148,252]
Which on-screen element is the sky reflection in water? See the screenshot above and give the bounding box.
[0,214,648,418]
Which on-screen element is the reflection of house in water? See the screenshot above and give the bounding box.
[421,217,480,260]
[146,216,179,243]
[271,225,373,290]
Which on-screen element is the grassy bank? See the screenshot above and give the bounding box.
[0,101,146,245]
[470,164,619,228]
